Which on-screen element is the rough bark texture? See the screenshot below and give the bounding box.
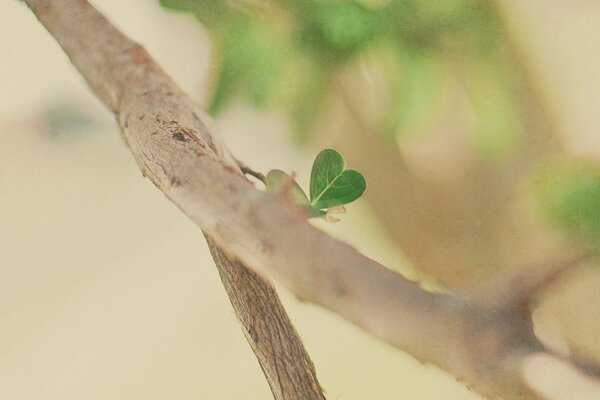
[21,1,326,399]
[20,0,600,399]
[210,239,326,400]
[206,236,324,399]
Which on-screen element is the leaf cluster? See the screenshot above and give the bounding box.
[159,0,518,149]
[265,149,366,221]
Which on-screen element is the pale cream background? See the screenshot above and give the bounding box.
[1,1,598,399]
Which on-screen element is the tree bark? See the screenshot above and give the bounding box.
[205,236,324,399]
[20,1,325,399]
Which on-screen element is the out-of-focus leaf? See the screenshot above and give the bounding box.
[387,0,500,54]
[159,0,512,147]
[273,58,330,142]
[210,20,289,114]
[535,163,600,246]
[464,57,520,159]
[159,0,233,28]
[384,46,445,138]
[459,2,503,56]
[309,149,366,209]
[299,1,384,63]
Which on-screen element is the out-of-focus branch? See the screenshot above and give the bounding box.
[478,249,594,314]
[20,0,600,399]
[326,4,566,291]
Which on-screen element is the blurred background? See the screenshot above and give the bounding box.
[1,0,600,399]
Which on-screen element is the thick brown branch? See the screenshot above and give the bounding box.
[21,1,325,399]
[20,0,600,399]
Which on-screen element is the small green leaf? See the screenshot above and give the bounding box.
[310,149,344,200]
[265,170,326,218]
[266,169,308,203]
[309,149,366,209]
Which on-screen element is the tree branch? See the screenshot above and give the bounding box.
[20,0,600,399]
[478,249,594,315]
[205,235,324,399]
[21,1,325,399]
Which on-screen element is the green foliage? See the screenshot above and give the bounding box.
[158,0,233,28]
[383,46,445,139]
[209,19,289,113]
[535,163,600,246]
[298,1,384,62]
[464,58,521,159]
[159,0,519,150]
[282,61,330,142]
[265,149,366,220]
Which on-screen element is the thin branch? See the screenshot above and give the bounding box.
[235,157,266,183]
[205,235,324,399]
[20,1,600,399]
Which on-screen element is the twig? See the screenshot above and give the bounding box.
[235,157,266,183]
